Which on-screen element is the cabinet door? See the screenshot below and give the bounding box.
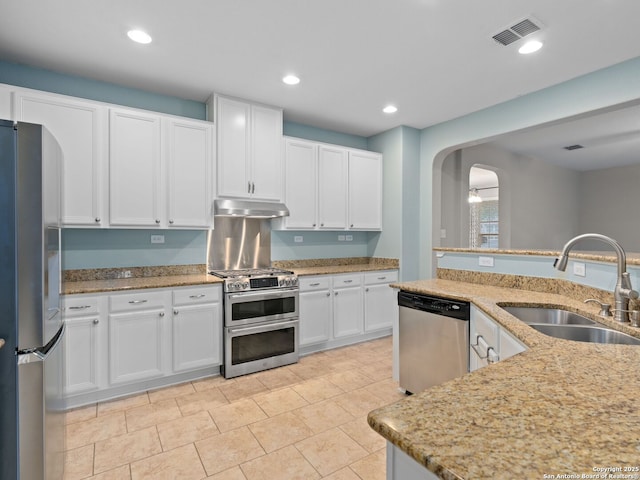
[64,315,100,395]
[16,92,105,226]
[250,104,283,201]
[166,118,214,228]
[172,303,222,372]
[299,289,332,346]
[216,96,250,198]
[318,145,348,229]
[348,151,382,230]
[109,309,165,384]
[333,286,363,338]
[364,283,397,332]
[284,138,317,229]
[109,109,161,226]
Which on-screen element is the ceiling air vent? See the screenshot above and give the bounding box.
[564,144,584,151]
[492,17,542,46]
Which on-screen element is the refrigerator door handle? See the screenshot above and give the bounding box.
[17,324,65,364]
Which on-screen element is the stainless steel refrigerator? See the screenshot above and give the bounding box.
[0,119,65,480]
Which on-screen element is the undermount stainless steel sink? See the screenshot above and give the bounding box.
[502,306,596,325]
[528,324,640,346]
[502,306,640,346]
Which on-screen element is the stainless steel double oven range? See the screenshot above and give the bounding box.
[210,268,299,379]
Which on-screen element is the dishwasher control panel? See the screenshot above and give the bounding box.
[398,291,470,321]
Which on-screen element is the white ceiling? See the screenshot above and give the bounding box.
[2,0,640,139]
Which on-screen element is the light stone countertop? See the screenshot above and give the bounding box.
[62,258,399,295]
[367,278,640,480]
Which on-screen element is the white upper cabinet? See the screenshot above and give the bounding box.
[14,90,107,226]
[215,95,283,202]
[109,108,162,227]
[166,118,214,228]
[109,108,214,229]
[283,138,317,229]
[279,137,382,231]
[348,150,382,230]
[318,145,349,229]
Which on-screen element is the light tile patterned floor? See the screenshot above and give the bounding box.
[63,336,404,480]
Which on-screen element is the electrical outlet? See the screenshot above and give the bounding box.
[345,235,353,242]
[478,256,494,267]
[150,235,165,244]
[338,235,346,241]
[573,262,586,277]
[123,270,132,278]
[294,235,303,243]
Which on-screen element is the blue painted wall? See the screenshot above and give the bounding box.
[283,122,368,150]
[0,60,206,119]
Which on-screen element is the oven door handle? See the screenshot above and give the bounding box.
[228,319,298,334]
[227,288,298,302]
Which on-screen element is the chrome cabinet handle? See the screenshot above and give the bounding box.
[69,305,92,310]
[335,291,339,296]
[251,182,255,194]
[350,224,354,228]
[312,223,316,227]
[155,219,160,224]
[365,288,369,292]
[128,300,148,304]
[343,280,353,284]
[174,309,179,315]
[486,347,499,364]
[159,312,165,317]
[320,223,324,227]
[326,292,330,297]
[309,282,320,287]
[189,294,206,299]
[93,319,99,325]
[0,338,5,349]
[169,219,174,224]
[95,217,100,223]
[248,181,251,193]
[377,276,387,280]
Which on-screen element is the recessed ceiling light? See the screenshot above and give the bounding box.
[127,29,152,44]
[383,105,398,114]
[282,75,300,85]
[518,40,543,54]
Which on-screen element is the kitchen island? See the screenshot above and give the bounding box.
[368,278,640,480]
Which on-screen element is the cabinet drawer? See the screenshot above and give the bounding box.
[471,308,499,347]
[299,276,330,291]
[173,285,221,306]
[332,274,362,288]
[364,270,398,285]
[109,291,165,312]
[63,296,100,317]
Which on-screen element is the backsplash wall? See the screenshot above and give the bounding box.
[62,228,378,270]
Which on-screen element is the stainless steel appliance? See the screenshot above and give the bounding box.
[0,120,64,479]
[211,268,299,378]
[398,291,469,394]
[207,215,299,379]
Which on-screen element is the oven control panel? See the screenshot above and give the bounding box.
[225,275,298,292]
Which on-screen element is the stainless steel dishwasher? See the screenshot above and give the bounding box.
[398,291,470,394]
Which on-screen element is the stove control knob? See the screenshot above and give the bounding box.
[279,279,284,287]
[243,282,250,289]
[291,277,298,286]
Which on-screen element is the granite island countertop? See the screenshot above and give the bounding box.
[368,278,640,480]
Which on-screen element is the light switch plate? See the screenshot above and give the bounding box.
[573,262,586,277]
[345,235,353,242]
[338,235,345,241]
[294,236,304,243]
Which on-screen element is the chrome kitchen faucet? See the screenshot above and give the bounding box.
[554,233,638,323]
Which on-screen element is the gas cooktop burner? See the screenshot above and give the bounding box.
[209,268,298,292]
[209,268,294,279]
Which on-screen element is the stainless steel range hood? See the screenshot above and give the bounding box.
[213,199,289,218]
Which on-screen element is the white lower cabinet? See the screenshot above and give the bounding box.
[387,443,440,480]
[299,276,332,346]
[62,295,104,396]
[364,270,399,332]
[108,290,168,385]
[299,270,397,354]
[469,306,526,372]
[62,284,222,408]
[172,286,222,372]
[332,274,364,338]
